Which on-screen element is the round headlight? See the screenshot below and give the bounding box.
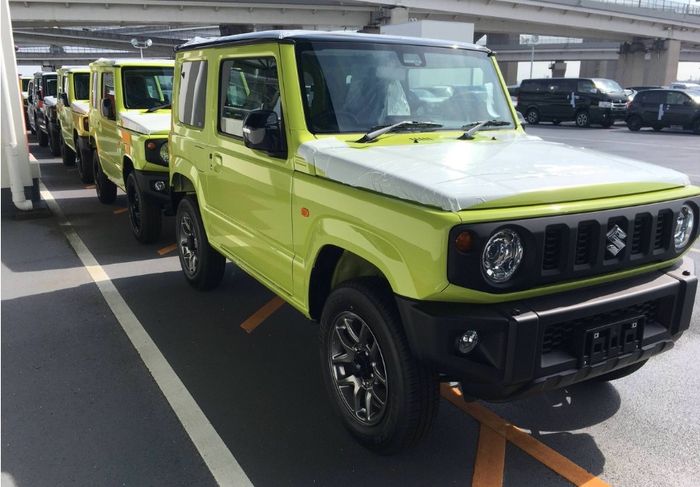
[159,143,169,164]
[674,204,694,250]
[482,229,524,283]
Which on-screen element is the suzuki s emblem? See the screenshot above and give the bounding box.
[606,225,627,256]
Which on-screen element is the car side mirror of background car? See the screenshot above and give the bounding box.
[242,109,286,157]
[517,111,527,127]
[101,98,115,120]
[37,89,43,101]
[61,93,69,106]
[27,94,33,104]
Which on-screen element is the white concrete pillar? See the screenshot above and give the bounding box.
[1,0,40,212]
[616,39,680,87]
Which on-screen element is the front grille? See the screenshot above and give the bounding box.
[542,300,660,355]
[447,197,699,293]
[540,207,679,273]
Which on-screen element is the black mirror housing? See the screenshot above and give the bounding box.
[61,93,69,106]
[101,98,115,120]
[242,110,285,157]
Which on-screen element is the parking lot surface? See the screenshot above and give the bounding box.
[3,124,700,487]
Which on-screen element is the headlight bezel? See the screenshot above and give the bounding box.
[481,228,524,284]
[144,138,169,167]
[674,204,695,251]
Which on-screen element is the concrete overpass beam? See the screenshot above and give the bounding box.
[580,60,618,79]
[615,38,680,87]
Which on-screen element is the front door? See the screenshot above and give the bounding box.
[95,71,121,180]
[663,91,695,127]
[204,48,294,294]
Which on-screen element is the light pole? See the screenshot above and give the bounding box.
[130,38,152,58]
[527,35,539,79]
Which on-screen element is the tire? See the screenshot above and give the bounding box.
[627,115,642,132]
[319,278,439,454]
[93,151,117,204]
[61,139,76,166]
[592,360,647,382]
[525,108,540,125]
[126,172,162,243]
[176,196,226,291]
[552,120,561,126]
[49,129,61,156]
[77,146,94,183]
[575,110,591,128]
[38,128,49,147]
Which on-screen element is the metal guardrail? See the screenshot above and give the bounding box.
[597,0,700,15]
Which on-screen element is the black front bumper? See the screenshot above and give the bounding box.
[396,257,696,401]
[591,106,627,123]
[132,169,170,206]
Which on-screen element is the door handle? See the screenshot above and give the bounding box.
[211,153,223,172]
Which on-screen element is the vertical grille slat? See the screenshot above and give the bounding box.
[575,222,596,266]
[654,210,672,250]
[542,225,564,271]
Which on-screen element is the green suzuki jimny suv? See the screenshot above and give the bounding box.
[56,67,90,169]
[170,31,699,453]
[88,58,174,243]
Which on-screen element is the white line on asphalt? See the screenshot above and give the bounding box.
[40,182,253,487]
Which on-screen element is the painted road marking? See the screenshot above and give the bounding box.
[240,296,285,334]
[472,423,506,487]
[158,243,178,256]
[113,208,128,215]
[441,385,610,487]
[40,182,253,487]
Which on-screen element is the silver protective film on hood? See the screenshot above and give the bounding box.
[297,133,690,211]
[119,112,171,135]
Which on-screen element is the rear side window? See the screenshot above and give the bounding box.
[73,73,90,101]
[177,61,208,128]
[91,72,100,108]
[578,79,596,93]
[219,57,280,137]
[641,91,665,104]
[521,80,545,92]
[666,92,689,106]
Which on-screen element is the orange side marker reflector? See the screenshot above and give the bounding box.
[472,424,506,487]
[441,385,611,487]
[157,243,177,256]
[113,208,128,215]
[300,207,310,217]
[240,296,285,334]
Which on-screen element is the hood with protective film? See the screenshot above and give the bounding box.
[297,133,690,212]
[71,100,89,115]
[119,112,171,135]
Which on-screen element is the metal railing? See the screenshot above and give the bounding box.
[596,0,700,15]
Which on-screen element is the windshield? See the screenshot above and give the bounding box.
[121,67,174,109]
[593,78,623,93]
[296,41,514,134]
[44,76,57,97]
[73,73,90,101]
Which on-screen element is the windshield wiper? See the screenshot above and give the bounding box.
[146,102,171,113]
[459,119,511,140]
[356,120,443,143]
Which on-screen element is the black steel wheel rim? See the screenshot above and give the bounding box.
[577,112,588,126]
[179,213,199,276]
[127,182,141,232]
[328,311,388,426]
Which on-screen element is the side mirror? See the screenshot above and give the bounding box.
[517,111,527,126]
[242,110,285,156]
[27,94,33,104]
[37,89,43,101]
[61,93,69,106]
[101,98,115,120]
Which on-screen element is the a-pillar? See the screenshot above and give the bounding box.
[615,38,680,87]
[487,34,519,85]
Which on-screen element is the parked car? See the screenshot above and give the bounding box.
[19,76,31,129]
[27,71,59,152]
[517,77,628,127]
[626,85,661,92]
[56,67,90,168]
[88,58,174,242]
[169,31,699,453]
[626,89,700,134]
[669,82,700,90]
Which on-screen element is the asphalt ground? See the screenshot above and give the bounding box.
[2,123,700,486]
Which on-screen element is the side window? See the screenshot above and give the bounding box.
[578,79,596,93]
[177,60,208,128]
[92,72,100,108]
[219,57,280,138]
[645,91,664,105]
[102,72,114,100]
[667,92,689,106]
